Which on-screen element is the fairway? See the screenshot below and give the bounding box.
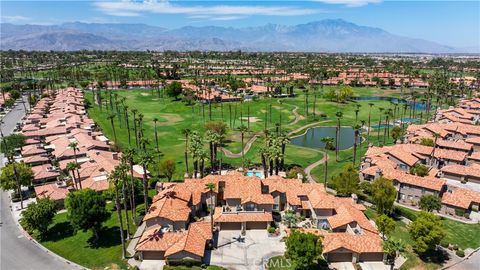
[86,86,412,181]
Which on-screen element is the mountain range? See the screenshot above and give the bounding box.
[1,19,476,53]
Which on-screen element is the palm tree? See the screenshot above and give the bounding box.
[383,108,393,145]
[259,145,269,179]
[321,137,334,187]
[131,109,139,148]
[124,105,132,145]
[123,148,137,220]
[383,239,406,270]
[377,107,384,146]
[108,164,128,259]
[68,141,82,189]
[205,182,216,241]
[153,118,159,152]
[6,151,23,208]
[352,124,362,165]
[354,104,361,123]
[107,114,117,143]
[66,161,80,189]
[278,133,290,171]
[198,149,209,178]
[238,125,249,169]
[430,132,440,167]
[367,103,374,145]
[335,111,343,162]
[182,129,191,177]
[139,152,153,213]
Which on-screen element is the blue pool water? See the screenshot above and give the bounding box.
[245,171,263,177]
[352,96,429,111]
[398,118,419,123]
[371,124,393,129]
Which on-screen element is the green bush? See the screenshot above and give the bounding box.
[440,240,449,248]
[455,208,465,217]
[136,203,146,215]
[456,249,465,257]
[267,226,276,234]
[394,206,418,221]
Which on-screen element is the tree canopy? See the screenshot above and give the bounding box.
[166,81,183,100]
[159,159,176,182]
[0,162,34,191]
[332,164,360,197]
[21,197,57,238]
[0,133,26,154]
[285,230,323,270]
[408,211,445,254]
[418,194,442,212]
[371,177,397,215]
[65,189,111,242]
[375,214,396,239]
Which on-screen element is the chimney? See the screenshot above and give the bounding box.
[112,152,118,160]
[351,193,358,204]
[375,168,383,179]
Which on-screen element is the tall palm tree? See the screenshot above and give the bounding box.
[352,124,362,165]
[123,105,132,146]
[335,111,343,162]
[429,132,440,167]
[153,118,159,152]
[320,137,334,188]
[107,114,117,144]
[66,161,80,189]
[68,141,82,189]
[139,152,153,213]
[367,103,374,145]
[377,107,384,146]
[238,125,249,169]
[259,145,269,179]
[278,132,290,171]
[383,108,393,145]
[6,151,23,208]
[123,148,137,220]
[205,182,216,242]
[131,109,139,148]
[354,104,361,123]
[108,164,128,259]
[383,239,406,270]
[182,128,191,177]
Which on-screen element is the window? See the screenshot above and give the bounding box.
[273,204,279,210]
[245,203,255,211]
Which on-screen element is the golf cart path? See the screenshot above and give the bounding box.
[221,134,259,158]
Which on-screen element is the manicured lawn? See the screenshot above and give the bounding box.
[38,204,135,270]
[85,86,417,181]
[365,206,480,270]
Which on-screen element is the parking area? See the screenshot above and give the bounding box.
[329,262,355,270]
[208,230,286,270]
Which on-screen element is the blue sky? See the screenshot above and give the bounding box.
[1,1,479,48]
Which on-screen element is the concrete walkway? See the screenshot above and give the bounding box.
[221,134,259,158]
[127,222,145,256]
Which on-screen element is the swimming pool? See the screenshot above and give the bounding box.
[245,171,263,177]
[371,123,393,129]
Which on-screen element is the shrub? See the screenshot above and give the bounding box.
[394,206,418,221]
[267,226,276,234]
[455,208,465,217]
[456,249,465,257]
[136,203,146,215]
[440,241,449,248]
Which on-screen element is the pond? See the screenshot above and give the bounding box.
[352,96,429,111]
[291,126,361,150]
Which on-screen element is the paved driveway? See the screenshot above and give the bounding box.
[209,230,285,270]
[329,262,355,270]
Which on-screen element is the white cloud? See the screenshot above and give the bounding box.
[1,15,31,23]
[313,0,382,7]
[93,0,321,17]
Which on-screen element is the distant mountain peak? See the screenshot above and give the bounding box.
[0,19,469,53]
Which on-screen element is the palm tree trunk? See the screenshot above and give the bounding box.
[142,166,149,213]
[129,163,136,219]
[115,187,127,260]
[122,181,130,240]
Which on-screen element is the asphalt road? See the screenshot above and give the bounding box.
[0,98,77,270]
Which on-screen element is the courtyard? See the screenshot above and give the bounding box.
[208,229,286,270]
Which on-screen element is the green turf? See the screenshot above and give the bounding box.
[38,204,135,270]
[85,87,418,181]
